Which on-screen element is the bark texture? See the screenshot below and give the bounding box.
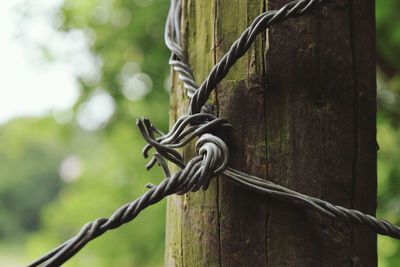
[165,0,376,266]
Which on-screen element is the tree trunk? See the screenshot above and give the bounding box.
[165,0,376,266]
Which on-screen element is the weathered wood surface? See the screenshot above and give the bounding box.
[165,0,376,266]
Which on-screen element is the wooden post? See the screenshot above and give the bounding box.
[165,0,376,266]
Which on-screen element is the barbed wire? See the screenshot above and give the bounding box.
[28,0,400,266]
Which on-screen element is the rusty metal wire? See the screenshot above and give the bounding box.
[28,0,400,266]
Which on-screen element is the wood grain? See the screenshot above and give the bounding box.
[165,0,376,266]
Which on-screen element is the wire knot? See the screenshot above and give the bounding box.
[196,133,229,176]
[137,114,231,176]
[181,133,229,193]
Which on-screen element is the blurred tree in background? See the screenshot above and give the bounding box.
[0,0,399,266]
[23,0,171,266]
[0,119,65,240]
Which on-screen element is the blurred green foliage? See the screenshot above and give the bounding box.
[0,0,399,266]
[23,0,171,266]
[2,0,170,266]
[376,0,400,127]
[25,121,167,267]
[0,119,65,240]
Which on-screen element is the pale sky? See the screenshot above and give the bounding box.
[0,0,95,125]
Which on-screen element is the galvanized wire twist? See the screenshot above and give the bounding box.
[188,0,327,114]
[28,0,400,266]
[141,115,400,240]
[165,0,197,97]
[223,168,400,239]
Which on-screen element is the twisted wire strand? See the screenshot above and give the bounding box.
[165,0,198,96]
[223,168,400,239]
[166,0,213,113]
[188,0,330,114]
[28,133,229,267]
[142,117,400,240]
